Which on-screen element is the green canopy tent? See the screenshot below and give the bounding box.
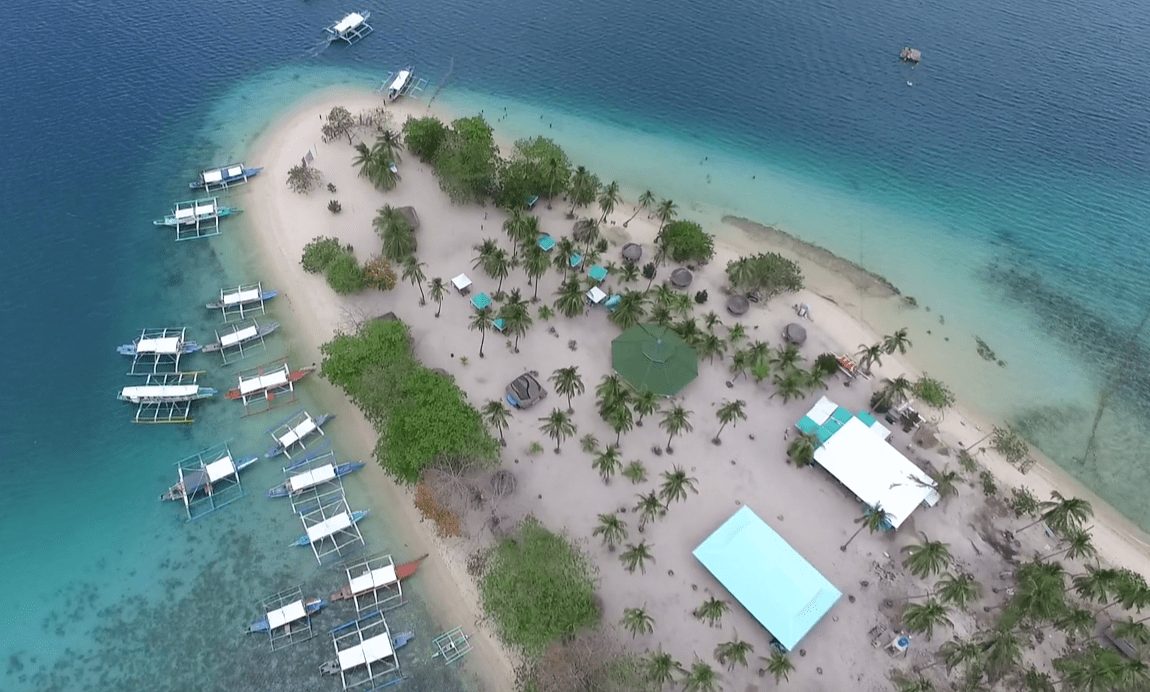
[611,324,698,396]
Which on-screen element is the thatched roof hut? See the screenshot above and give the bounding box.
[397,206,420,230]
[783,323,807,345]
[726,294,750,316]
[621,243,642,262]
[670,268,693,289]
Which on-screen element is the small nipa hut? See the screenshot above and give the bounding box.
[621,243,642,263]
[670,268,693,289]
[726,294,750,316]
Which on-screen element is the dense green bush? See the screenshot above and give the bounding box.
[320,319,499,483]
[658,220,715,264]
[726,252,804,299]
[325,252,365,294]
[479,516,599,658]
[433,116,500,203]
[401,116,448,162]
[301,236,350,273]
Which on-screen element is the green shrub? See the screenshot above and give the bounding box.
[328,199,342,213]
[479,517,599,658]
[913,375,955,410]
[301,235,347,273]
[401,116,448,162]
[363,255,397,291]
[325,252,365,294]
[726,252,804,299]
[694,289,708,304]
[658,220,715,264]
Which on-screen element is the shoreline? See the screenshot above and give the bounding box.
[240,83,1150,689]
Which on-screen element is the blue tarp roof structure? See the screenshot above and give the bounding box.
[693,506,841,650]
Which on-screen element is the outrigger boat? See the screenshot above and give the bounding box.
[190,163,262,191]
[118,333,200,357]
[202,321,279,354]
[320,631,414,676]
[153,198,240,228]
[266,461,365,498]
[226,364,314,400]
[249,597,326,633]
[330,554,428,602]
[265,411,335,458]
[282,440,332,472]
[384,68,413,102]
[161,454,258,502]
[291,509,370,546]
[206,286,279,311]
[118,381,217,404]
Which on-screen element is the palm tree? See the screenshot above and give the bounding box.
[787,431,819,467]
[728,349,750,381]
[469,306,494,357]
[1051,606,1095,641]
[502,209,533,250]
[401,255,427,304]
[619,261,639,283]
[883,327,913,355]
[659,405,693,453]
[633,389,659,426]
[714,638,754,671]
[1022,491,1094,534]
[683,660,720,692]
[568,166,598,216]
[598,181,620,223]
[606,401,634,447]
[892,674,933,692]
[656,198,678,231]
[694,597,730,627]
[841,503,891,551]
[592,513,627,549]
[427,277,447,317]
[727,322,747,344]
[644,649,683,687]
[873,376,913,412]
[1015,666,1054,692]
[672,317,701,346]
[592,446,623,483]
[1053,644,1131,692]
[977,628,1022,682]
[549,366,584,412]
[472,238,498,270]
[553,236,577,278]
[634,491,665,529]
[745,339,770,368]
[771,344,802,371]
[903,599,952,639]
[929,466,962,502]
[713,399,747,444]
[649,304,672,327]
[374,205,416,261]
[620,607,654,638]
[1112,617,1150,646]
[696,332,727,364]
[609,290,647,330]
[481,400,509,446]
[855,342,884,374]
[625,190,656,227]
[483,247,513,296]
[927,637,982,675]
[620,541,654,573]
[935,571,981,609]
[1071,564,1123,605]
[538,408,576,453]
[595,374,631,415]
[771,369,807,403]
[763,651,793,684]
[580,434,599,454]
[352,142,375,178]
[902,535,952,579]
[1007,560,1068,623]
[498,289,532,352]
[1039,527,1096,562]
[659,465,698,505]
[553,277,585,318]
[521,243,550,302]
[803,366,830,392]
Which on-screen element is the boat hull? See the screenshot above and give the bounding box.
[266,461,364,498]
[117,342,201,356]
[292,509,369,546]
[189,167,262,190]
[205,290,279,310]
[265,413,334,458]
[153,208,241,227]
[202,322,280,353]
[330,553,428,601]
[160,455,257,501]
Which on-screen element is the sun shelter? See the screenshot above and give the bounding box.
[814,416,937,528]
[587,286,607,305]
[470,292,491,311]
[694,506,840,651]
[538,235,555,252]
[451,274,472,295]
[612,324,698,396]
[588,265,608,283]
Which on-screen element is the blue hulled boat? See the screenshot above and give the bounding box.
[266,461,366,498]
[190,164,262,191]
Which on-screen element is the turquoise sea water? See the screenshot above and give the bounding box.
[2,0,1150,688]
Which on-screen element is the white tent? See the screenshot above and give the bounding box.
[813,417,936,529]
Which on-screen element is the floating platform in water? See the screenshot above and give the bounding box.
[160,442,256,520]
[325,11,373,45]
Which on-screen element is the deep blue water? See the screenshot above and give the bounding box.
[3,0,1150,688]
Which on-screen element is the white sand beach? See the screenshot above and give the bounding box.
[244,85,1150,691]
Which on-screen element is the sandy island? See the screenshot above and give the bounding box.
[243,85,1150,691]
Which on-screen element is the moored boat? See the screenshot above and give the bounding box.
[118,334,200,356]
[385,68,413,102]
[330,553,428,602]
[160,454,258,502]
[205,287,279,310]
[249,597,326,633]
[119,383,217,404]
[227,364,314,400]
[319,631,413,676]
[265,411,335,458]
[203,321,280,354]
[266,461,365,498]
[291,509,369,546]
[190,163,262,191]
[153,198,241,227]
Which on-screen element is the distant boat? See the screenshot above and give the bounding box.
[330,553,429,602]
[900,46,922,63]
[248,597,326,633]
[160,454,258,502]
[202,321,280,354]
[153,198,240,227]
[190,164,262,191]
[226,364,314,400]
[291,509,370,546]
[385,68,413,102]
[320,630,413,676]
[205,288,278,311]
[265,410,335,459]
[266,461,366,498]
[118,334,200,356]
[118,382,217,404]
